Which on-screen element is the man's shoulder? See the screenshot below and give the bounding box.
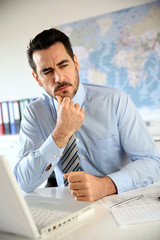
[82,83,125,98]
[28,93,51,109]
[25,93,53,116]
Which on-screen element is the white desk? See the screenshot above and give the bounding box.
[0,185,160,240]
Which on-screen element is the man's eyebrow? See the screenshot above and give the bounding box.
[56,59,70,66]
[40,60,70,74]
[40,67,52,74]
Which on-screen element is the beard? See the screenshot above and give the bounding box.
[54,81,78,99]
[54,81,72,93]
[53,68,79,100]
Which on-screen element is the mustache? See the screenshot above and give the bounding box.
[54,81,72,92]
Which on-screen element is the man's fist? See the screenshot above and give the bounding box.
[64,171,117,202]
[52,95,84,148]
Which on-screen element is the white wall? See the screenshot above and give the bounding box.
[0,0,155,101]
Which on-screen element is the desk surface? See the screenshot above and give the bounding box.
[1,184,160,240]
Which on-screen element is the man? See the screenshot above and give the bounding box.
[14,28,160,202]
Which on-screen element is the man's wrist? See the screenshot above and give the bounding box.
[51,130,70,148]
[101,176,117,197]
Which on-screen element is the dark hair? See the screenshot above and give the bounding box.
[27,28,74,73]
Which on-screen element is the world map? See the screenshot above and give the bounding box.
[58,1,160,119]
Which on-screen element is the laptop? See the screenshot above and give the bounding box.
[0,156,93,239]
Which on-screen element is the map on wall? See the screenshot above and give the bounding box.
[57,1,160,121]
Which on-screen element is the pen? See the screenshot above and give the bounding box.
[111,194,144,209]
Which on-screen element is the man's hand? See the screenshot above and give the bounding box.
[64,171,117,202]
[52,95,84,148]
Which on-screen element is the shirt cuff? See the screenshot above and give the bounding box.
[108,170,134,194]
[39,134,65,168]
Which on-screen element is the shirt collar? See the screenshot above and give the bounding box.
[53,82,85,112]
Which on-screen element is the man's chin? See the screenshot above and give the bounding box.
[54,90,76,100]
[53,92,71,100]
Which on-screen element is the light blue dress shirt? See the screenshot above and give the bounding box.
[14,83,160,193]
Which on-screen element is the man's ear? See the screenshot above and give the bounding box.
[73,55,80,72]
[32,71,42,87]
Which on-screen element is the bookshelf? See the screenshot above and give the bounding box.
[0,134,47,188]
[0,98,36,172]
[0,134,18,171]
[0,98,37,136]
[0,134,18,147]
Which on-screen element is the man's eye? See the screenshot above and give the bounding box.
[61,64,68,68]
[44,71,51,75]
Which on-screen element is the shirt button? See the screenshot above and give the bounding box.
[60,153,63,157]
[52,154,57,158]
[76,138,79,142]
[82,155,85,159]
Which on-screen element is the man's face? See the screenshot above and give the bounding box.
[32,42,80,99]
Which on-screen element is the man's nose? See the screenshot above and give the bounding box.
[54,70,63,83]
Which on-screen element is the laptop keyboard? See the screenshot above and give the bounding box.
[29,207,71,228]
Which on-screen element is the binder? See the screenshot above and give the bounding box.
[18,99,29,121]
[8,101,16,135]
[1,102,10,134]
[28,98,37,103]
[0,98,37,136]
[0,103,5,135]
[13,101,21,134]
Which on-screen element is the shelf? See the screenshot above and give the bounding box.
[0,135,19,149]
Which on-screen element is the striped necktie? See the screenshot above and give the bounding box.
[61,135,81,186]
